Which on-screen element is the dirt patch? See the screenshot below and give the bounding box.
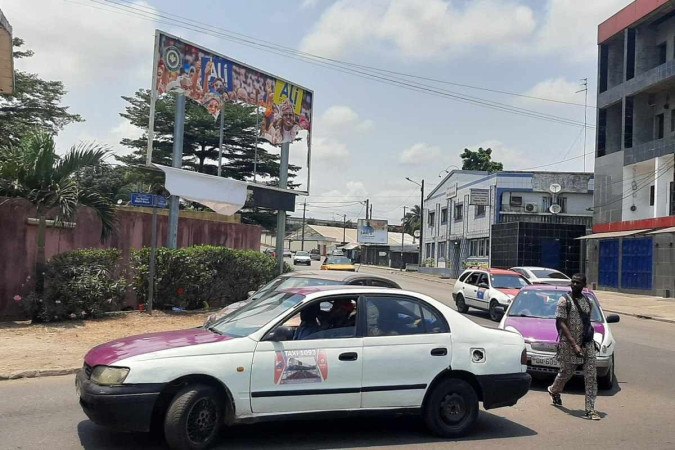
[0,311,210,378]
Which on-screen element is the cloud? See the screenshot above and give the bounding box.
[399,142,441,165]
[301,0,321,9]
[310,136,351,168]
[317,105,374,136]
[300,0,536,60]
[472,139,527,170]
[517,77,585,105]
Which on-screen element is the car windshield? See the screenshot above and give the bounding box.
[211,291,305,337]
[295,251,309,256]
[250,276,344,301]
[491,274,529,289]
[326,256,351,264]
[508,289,603,321]
[530,269,569,279]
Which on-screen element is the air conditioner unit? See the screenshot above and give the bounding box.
[524,203,538,213]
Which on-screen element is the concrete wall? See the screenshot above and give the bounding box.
[594,151,625,225]
[654,233,675,297]
[0,198,261,319]
[607,36,625,89]
[606,102,623,154]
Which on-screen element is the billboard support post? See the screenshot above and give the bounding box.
[276,142,290,274]
[146,31,160,166]
[401,206,406,271]
[253,110,260,182]
[217,103,225,177]
[148,200,158,315]
[168,92,186,249]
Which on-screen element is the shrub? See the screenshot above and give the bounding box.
[130,246,292,310]
[31,249,127,322]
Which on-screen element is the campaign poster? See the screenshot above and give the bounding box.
[274,349,328,384]
[153,30,312,146]
[357,219,388,244]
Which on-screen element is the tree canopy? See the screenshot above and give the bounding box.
[460,147,503,173]
[0,38,82,147]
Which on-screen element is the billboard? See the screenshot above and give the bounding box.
[357,219,388,244]
[469,189,490,206]
[153,31,313,147]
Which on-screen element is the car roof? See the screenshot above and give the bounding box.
[279,270,399,285]
[511,266,563,272]
[462,267,522,276]
[519,285,594,294]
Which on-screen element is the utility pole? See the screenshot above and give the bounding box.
[301,200,306,251]
[365,199,369,220]
[342,214,347,244]
[577,78,588,172]
[167,92,186,249]
[420,179,424,265]
[401,206,406,270]
[369,204,373,220]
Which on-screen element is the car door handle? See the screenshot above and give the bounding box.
[339,352,358,361]
[431,348,447,356]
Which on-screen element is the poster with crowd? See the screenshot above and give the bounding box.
[153,31,313,146]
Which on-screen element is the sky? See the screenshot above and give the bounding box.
[2,0,633,224]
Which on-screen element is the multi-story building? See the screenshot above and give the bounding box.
[591,0,675,296]
[422,170,594,279]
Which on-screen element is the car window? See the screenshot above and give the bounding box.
[251,276,343,300]
[295,251,309,256]
[530,269,569,280]
[508,290,603,322]
[510,268,525,276]
[490,274,529,289]
[277,296,360,341]
[465,272,480,286]
[458,271,471,282]
[477,273,489,286]
[365,296,426,337]
[367,279,399,288]
[326,256,352,264]
[419,302,450,333]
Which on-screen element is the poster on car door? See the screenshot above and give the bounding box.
[274,349,328,384]
[357,219,388,244]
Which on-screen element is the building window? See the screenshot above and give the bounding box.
[468,238,490,257]
[624,96,633,149]
[440,207,448,224]
[597,108,607,157]
[428,211,435,228]
[670,182,675,215]
[599,44,608,93]
[454,203,463,221]
[438,241,446,260]
[671,110,675,133]
[510,195,523,207]
[655,113,665,140]
[658,41,667,65]
[558,196,567,213]
[650,185,655,206]
[626,29,636,80]
[475,204,486,218]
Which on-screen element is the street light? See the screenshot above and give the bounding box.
[438,165,461,178]
[405,177,424,266]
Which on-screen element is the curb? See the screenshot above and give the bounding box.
[602,309,675,325]
[0,367,79,381]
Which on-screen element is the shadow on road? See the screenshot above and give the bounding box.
[78,411,536,449]
[529,371,623,397]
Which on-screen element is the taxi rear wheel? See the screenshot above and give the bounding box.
[423,378,478,438]
[488,300,501,322]
[455,294,469,313]
[164,384,222,450]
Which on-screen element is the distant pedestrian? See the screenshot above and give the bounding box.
[548,273,600,420]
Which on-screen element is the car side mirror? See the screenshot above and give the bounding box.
[478,282,489,289]
[606,314,620,324]
[266,326,294,342]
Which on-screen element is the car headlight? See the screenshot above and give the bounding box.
[90,366,130,385]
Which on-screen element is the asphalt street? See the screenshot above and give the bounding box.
[1,260,673,449]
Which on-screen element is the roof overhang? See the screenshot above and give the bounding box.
[647,226,675,234]
[576,229,651,239]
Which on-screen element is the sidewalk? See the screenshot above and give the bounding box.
[360,265,675,324]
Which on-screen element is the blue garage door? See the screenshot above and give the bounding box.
[621,238,653,290]
[598,240,619,288]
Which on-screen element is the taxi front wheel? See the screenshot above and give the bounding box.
[423,378,478,438]
[164,384,223,450]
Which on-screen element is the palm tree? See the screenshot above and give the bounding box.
[402,205,421,237]
[0,131,115,295]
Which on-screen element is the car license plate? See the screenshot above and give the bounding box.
[531,356,558,367]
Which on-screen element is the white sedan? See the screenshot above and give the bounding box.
[509,266,571,286]
[77,286,531,449]
[292,250,312,265]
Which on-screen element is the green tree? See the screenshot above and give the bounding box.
[460,147,503,173]
[0,38,82,147]
[402,205,421,236]
[0,131,115,299]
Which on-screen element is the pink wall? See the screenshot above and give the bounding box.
[0,198,261,319]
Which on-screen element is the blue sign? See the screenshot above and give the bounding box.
[130,193,167,208]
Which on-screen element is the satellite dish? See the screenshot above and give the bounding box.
[413,230,421,238]
[549,204,562,214]
[549,183,562,194]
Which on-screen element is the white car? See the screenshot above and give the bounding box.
[77,286,531,449]
[509,266,571,286]
[292,250,312,266]
[498,285,619,389]
[452,268,531,321]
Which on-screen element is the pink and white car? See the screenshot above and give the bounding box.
[77,286,530,449]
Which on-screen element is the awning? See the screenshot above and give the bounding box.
[156,164,248,216]
[576,229,651,240]
[340,243,360,250]
[647,226,675,235]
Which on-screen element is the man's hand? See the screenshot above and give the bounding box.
[574,343,583,356]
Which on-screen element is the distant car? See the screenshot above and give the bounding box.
[78,285,530,447]
[331,249,345,256]
[293,251,312,266]
[498,284,619,389]
[263,248,276,257]
[309,249,321,261]
[204,270,401,326]
[452,268,530,321]
[321,256,356,271]
[283,249,292,258]
[509,267,571,286]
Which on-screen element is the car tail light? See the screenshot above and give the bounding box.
[521,348,527,365]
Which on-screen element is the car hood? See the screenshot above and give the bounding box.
[504,317,605,343]
[84,328,232,366]
[495,288,521,297]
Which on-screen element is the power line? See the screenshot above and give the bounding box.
[79,0,594,129]
[591,162,674,210]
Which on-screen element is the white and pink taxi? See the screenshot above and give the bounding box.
[77,286,531,449]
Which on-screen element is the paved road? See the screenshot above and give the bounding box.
[1,264,674,449]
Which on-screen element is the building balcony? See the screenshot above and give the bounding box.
[598,60,675,109]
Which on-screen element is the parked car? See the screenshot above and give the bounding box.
[509,266,571,286]
[309,249,321,261]
[452,268,530,321]
[77,286,531,449]
[283,249,292,258]
[292,251,312,266]
[204,270,401,326]
[263,248,276,257]
[331,249,345,256]
[498,284,619,389]
[321,256,356,271]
